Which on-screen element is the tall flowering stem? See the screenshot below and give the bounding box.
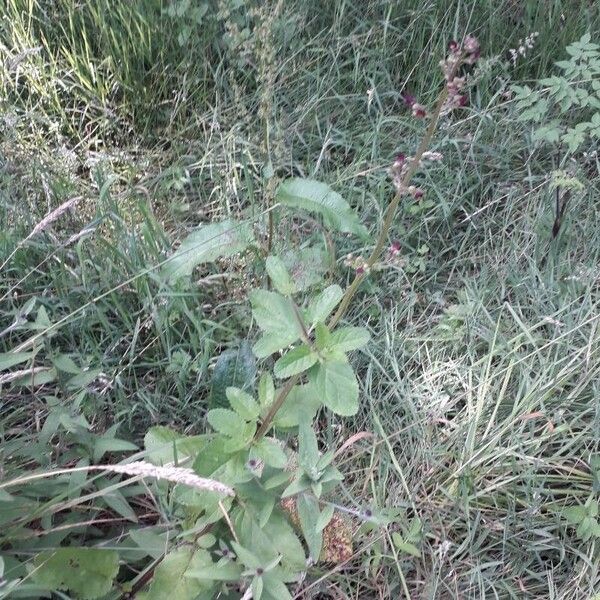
[255,39,479,441]
[328,86,450,329]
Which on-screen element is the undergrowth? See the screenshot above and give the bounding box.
[1,1,599,598]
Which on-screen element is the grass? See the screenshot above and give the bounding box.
[1,0,600,598]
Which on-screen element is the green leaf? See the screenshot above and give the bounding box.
[311,360,359,416]
[138,548,214,600]
[209,341,256,409]
[281,245,329,291]
[96,479,138,522]
[266,255,296,295]
[0,352,32,371]
[274,345,318,378]
[32,548,119,599]
[306,285,343,326]
[226,387,260,421]
[258,372,275,411]
[272,383,321,429]
[250,290,303,357]
[130,528,169,559]
[563,505,587,524]
[207,408,247,437]
[192,437,231,476]
[222,421,256,452]
[281,474,312,497]
[92,434,137,463]
[252,438,288,468]
[252,576,264,600]
[329,326,370,352]
[297,494,323,561]
[231,542,261,569]
[391,533,421,557]
[298,421,320,470]
[314,322,331,349]
[144,426,208,465]
[263,572,294,600]
[186,560,242,581]
[52,354,81,374]
[316,504,335,532]
[264,511,306,570]
[162,219,254,282]
[276,178,368,237]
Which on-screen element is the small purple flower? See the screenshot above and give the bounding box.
[412,187,425,199]
[448,40,459,53]
[356,266,365,275]
[457,94,468,107]
[401,91,416,107]
[394,153,406,168]
[412,103,427,118]
[464,35,480,55]
[389,241,401,256]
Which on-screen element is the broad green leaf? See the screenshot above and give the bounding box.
[281,245,329,291]
[264,471,293,490]
[298,421,320,470]
[137,548,214,600]
[186,560,242,581]
[0,352,32,371]
[276,178,368,237]
[563,506,587,524]
[297,494,323,561]
[226,387,260,421]
[329,326,370,352]
[130,528,169,559]
[258,372,275,410]
[96,479,137,522]
[314,322,331,349]
[306,285,343,326]
[249,290,303,357]
[52,354,81,374]
[92,435,137,463]
[266,255,296,295]
[252,576,264,600]
[67,368,103,390]
[391,533,421,557]
[192,437,231,476]
[144,426,208,465]
[162,219,254,281]
[281,474,312,498]
[311,360,359,416]
[32,548,119,599]
[316,504,335,532]
[274,345,318,379]
[209,342,256,409]
[253,333,292,359]
[264,511,306,570]
[273,383,321,429]
[263,572,294,600]
[251,438,288,469]
[231,542,261,569]
[207,408,247,437]
[222,421,256,452]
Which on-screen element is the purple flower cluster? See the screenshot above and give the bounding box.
[440,35,480,111]
[401,35,481,120]
[391,36,481,196]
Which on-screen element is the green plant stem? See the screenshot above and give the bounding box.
[328,87,449,329]
[255,372,301,439]
[255,86,450,441]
